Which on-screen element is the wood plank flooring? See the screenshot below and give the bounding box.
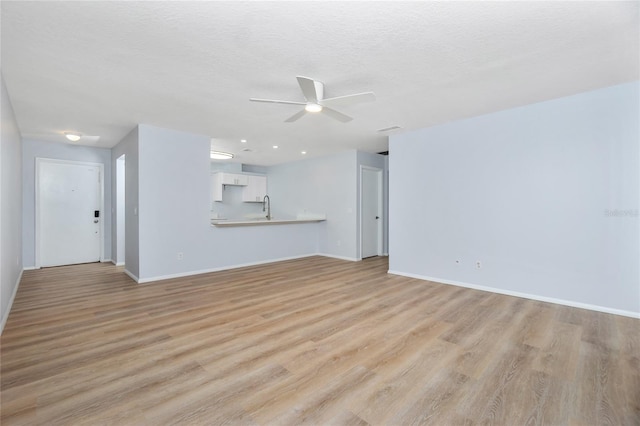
[1,256,638,425]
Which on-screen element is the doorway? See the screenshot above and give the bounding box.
[360,166,383,259]
[35,158,104,267]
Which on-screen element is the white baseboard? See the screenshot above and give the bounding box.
[136,253,319,284]
[123,269,139,283]
[22,266,37,271]
[317,253,360,262]
[1,269,23,335]
[388,270,640,319]
[112,261,125,266]
[101,259,112,263]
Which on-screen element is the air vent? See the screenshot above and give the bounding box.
[377,125,402,133]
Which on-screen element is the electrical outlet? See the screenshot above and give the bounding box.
[177,252,184,260]
[476,261,482,269]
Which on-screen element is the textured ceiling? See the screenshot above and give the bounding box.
[1,1,638,166]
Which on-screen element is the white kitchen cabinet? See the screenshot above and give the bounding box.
[211,172,248,202]
[242,175,268,202]
[219,173,248,186]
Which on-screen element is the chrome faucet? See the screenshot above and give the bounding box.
[262,195,271,220]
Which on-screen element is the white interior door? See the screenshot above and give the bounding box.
[37,159,102,267]
[361,167,382,258]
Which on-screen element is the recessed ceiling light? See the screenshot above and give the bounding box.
[273,145,278,149]
[240,139,247,143]
[305,103,323,113]
[64,132,82,142]
[301,151,307,155]
[210,150,234,160]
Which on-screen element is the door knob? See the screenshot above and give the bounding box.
[375,216,380,219]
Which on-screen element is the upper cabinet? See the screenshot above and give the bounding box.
[242,175,268,202]
[212,172,266,202]
[218,172,248,186]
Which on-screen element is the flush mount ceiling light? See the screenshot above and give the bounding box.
[210,150,234,160]
[240,139,247,143]
[64,132,82,142]
[304,103,323,113]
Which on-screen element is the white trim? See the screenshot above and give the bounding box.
[359,165,383,260]
[134,253,360,284]
[317,253,360,262]
[123,269,139,283]
[136,254,319,284]
[388,270,640,319]
[0,270,23,335]
[35,158,105,267]
[116,154,126,267]
[114,261,125,266]
[101,259,112,263]
[22,266,38,271]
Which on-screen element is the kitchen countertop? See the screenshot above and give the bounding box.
[211,218,326,227]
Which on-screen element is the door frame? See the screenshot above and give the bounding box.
[35,158,105,268]
[359,165,383,260]
[116,154,126,266]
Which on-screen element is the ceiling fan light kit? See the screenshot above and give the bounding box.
[304,103,323,113]
[250,76,375,123]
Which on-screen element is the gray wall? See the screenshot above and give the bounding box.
[21,139,112,267]
[389,81,639,316]
[268,150,359,260]
[111,126,139,278]
[1,73,23,333]
[132,124,319,281]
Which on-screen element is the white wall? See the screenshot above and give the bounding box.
[389,81,640,316]
[111,127,139,278]
[268,150,359,260]
[21,139,112,267]
[133,124,319,281]
[1,73,23,333]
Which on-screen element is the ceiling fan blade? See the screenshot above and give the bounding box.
[284,109,307,122]
[250,98,306,105]
[320,91,376,107]
[321,107,353,123]
[296,76,322,103]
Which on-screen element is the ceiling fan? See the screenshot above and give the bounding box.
[250,76,375,123]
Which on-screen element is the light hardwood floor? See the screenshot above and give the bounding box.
[1,256,638,425]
